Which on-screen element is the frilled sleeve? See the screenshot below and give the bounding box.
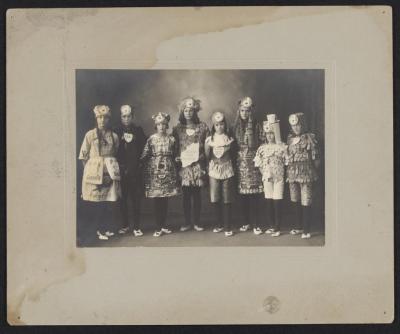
[281,144,290,165]
[78,132,91,161]
[307,133,320,160]
[253,146,264,168]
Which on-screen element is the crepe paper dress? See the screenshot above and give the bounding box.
[286,133,319,184]
[78,128,121,202]
[172,122,210,187]
[140,133,180,198]
[234,120,264,194]
[206,134,235,180]
[254,143,288,199]
[205,133,236,204]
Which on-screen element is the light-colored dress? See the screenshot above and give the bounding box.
[141,133,180,198]
[254,143,288,199]
[79,128,121,202]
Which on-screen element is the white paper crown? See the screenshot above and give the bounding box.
[93,105,111,117]
[212,111,225,123]
[152,112,170,124]
[239,96,253,108]
[289,113,305,126]
[120,105,132,116]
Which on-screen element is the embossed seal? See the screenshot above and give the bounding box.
[263,296,280,314]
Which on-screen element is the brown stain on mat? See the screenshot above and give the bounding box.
[8,250,86,324]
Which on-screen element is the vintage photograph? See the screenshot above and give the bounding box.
[7,6,393,325]
[76,69,325,247]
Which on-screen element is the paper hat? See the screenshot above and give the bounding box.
[289,113,306,127]
[152,112,170,124]
[120,105,132,116]
[238,96,253,109]
[263,114,282,143]
[178,97,201,113]
[212,111,225,124]
[93,105,111,118]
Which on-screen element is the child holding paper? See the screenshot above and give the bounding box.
[172,97,209,232]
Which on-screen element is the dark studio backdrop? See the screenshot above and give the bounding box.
[76,69,325,246]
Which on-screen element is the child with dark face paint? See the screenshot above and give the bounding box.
[286,113,320,239]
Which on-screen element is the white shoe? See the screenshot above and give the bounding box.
[98,233,109,240]
[265,228,275,234]
[225,231,233,237]
[271,231,281,237]
[194,225,204,231]
[118,227,129,234]
[105,231,114,237]
[133,229,143,237]
[253,227,263,235]
[239,224,250,232]
[153,230,162,237]
[161,228,172,234]
[213,227,224,233]
[290,229,302,235]
[180,225,191,232]
[301,233,311,239]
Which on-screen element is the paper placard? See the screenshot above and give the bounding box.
[181,142,199,167]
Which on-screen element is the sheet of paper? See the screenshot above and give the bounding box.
[181,142,200,168]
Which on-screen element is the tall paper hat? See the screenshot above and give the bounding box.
[93,105,111,117]
[263,114,282,143]
[120,105,132,116]
[152,112,170,125]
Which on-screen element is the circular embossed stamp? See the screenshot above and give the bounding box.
[263,296,280,314]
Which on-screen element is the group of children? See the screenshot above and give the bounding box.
[79,97,320,241]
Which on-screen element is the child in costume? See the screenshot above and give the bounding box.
[115,105,146,237]
[286,112,320,239]
[140,112,180,237]
[79,105,121,241]
[205,111,236,237]
[172,97,209,232]
[254,114,287,237]
[233,97,264,235]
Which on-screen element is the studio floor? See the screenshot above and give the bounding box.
[78,212,325,248]
[77,187,325,247]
